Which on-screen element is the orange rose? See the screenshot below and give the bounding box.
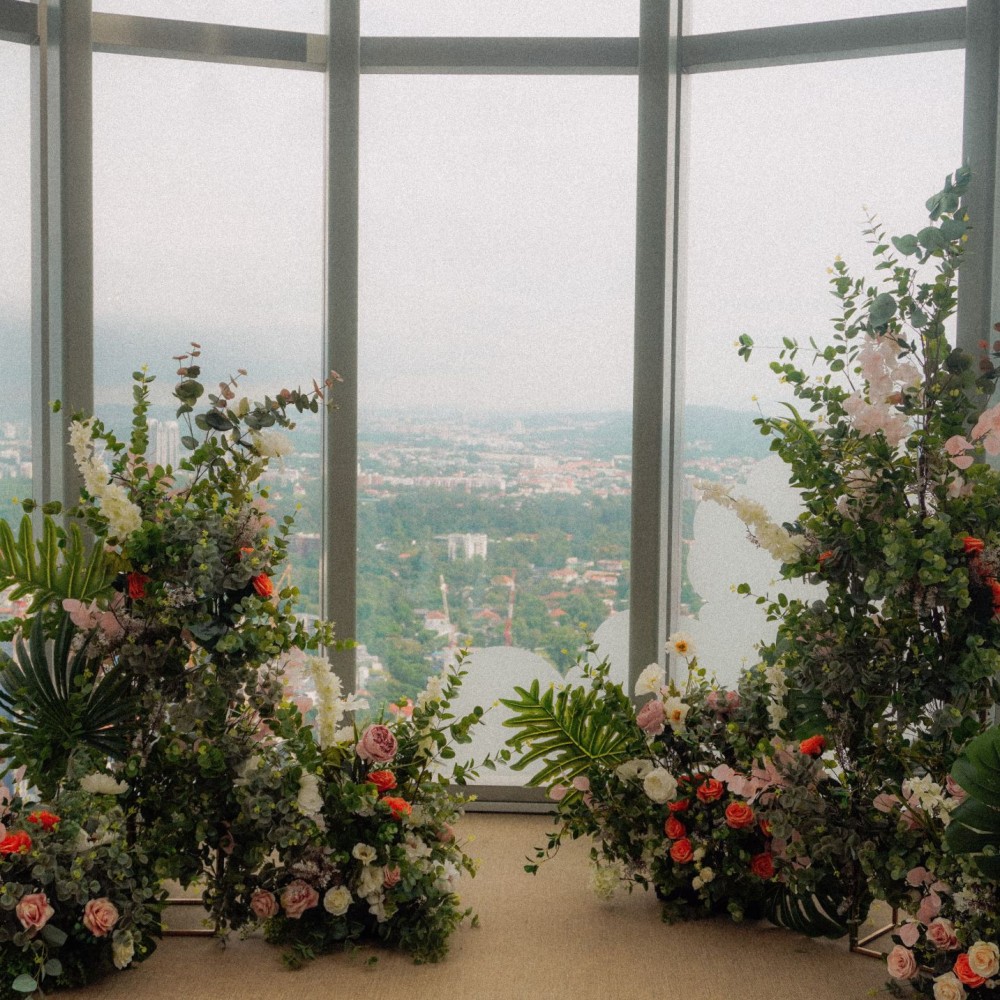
[817,550,834,567]
[367,770,397,794]
[750,852,775,879]
[964,536,985,555]
[664,817,686,840]
[799,735,827,757]
[724,802,755,829]
[696,779,724,803]
[759,818,773,837]
[0,831,32,855]
[382,796,411,820]
[126,572,150,600]
[27,811,60,832]
[251,574,274,599]
[954,953,987,988]
[669,838,694,864]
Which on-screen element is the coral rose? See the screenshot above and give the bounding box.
[383,796,412,820]
[887,945,918,981]
[696,779,724,803]
[251,573,274,598]
[669,838,694,864]
[664,817,686,840]
[750,852,775,879]
[954,953,986,988]
[82,897,120,937]
[635,698,667,735]
[356,724,398,764]
[964,536,985,554]
[967,941,1000,979]
[16,893,54,935]
[0,831,31,854]
[367,770,397,793]
[126,572,149,599]
[799,735,827,756]
[280,880,319,919]
[668,798,690,814]
[250,889,279,920]
[724,802,755,829]
[27,811,60,831]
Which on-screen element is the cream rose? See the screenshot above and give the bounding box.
[82,897,120,937]
[887,945,918,981]
[967,940,1000,979]
[642,767,678,804]
[323,886,352,916]
[933,972,967,1000]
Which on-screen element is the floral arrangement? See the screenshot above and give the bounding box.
[235,650,491,965]
[0,782,163,998]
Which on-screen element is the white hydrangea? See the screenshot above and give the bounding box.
[589,861,623,901]
[80,773,128,796]
[634,662,665,696]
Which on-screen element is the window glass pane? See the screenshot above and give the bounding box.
[360,75,637,783]
[92,0,324,33]
[689,0,961,34]
[93,55,324,615]
[362,1,639,36]
[0,41,31,627]
[678,50,964,687]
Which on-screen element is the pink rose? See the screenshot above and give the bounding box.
[280,880,319,919]
[945,775,968,805]
[16,892,54,935]
[917,892,942,925]
[635,698,666,735]
[926,918,959,951]
[383,866,402,888]
[82,897,119,937]
[250,889,279,920]
[887,945,918,981]
[356,725,398,764]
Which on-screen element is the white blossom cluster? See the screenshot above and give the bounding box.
[696,481,807,564]
[70,418,143,542]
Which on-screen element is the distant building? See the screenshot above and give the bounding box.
[148,419,180,470]
[447,532,487,561]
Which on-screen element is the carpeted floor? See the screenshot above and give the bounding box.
[68,814,891,1000]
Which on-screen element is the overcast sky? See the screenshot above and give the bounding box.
[0,1,965,419]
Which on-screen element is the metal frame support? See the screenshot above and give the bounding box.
[323,0,360,689]
[630,0,683,690]
[957,0,1000,355]
[30,0,93,509]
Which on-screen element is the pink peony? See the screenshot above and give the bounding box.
[635,698,666,735]
[250,889,279,920]
[926,918,959,951]
[82,897,119,937]
[356,724,398,764]
[887,945,918,981]
[280,880,319,919]
[16,893,54,935]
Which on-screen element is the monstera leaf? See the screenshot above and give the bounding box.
[501,677,646,788]
[0,613,135,798]
[764,875,853,939]
[946,725,1000,879]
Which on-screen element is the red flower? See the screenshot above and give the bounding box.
[0,831,32,854]
[964,536,985,555]
[817,550,834,568]
[367,770,397,794]
[724,802,755,829]
[696,779,724,803]
[954,953,986,988]
[382,797,411,820]
[669,838,694,864]
[251,574,274,599]
[799,735,827,757]
[668,798,690,814]
[990,579,1000,614]
[750,852,775,879]
[26,811,60,832]
[126,572,150,600]
[664,817,686,840]
[759,818,773,837]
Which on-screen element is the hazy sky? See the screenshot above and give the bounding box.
[0,1,967,419]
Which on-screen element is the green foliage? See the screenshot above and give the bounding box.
[947,724,1000,879]
[0,613,135,800]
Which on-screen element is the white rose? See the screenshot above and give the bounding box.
[296,772,324,817]
[111,929,135,970]
[642,767,677,804]
[699,867,715,884]
[933,973,966,1000]
[615,758,653,782]
[967,941,1000,979]
[323,885,352,916]
[352,842,378,865]
[634,663,665,696]
[80,773,129,796]
[662,696,690,732]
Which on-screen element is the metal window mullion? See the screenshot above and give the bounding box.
[323,0,360,691]
[630,0,682,692]
[957,0,1000,356]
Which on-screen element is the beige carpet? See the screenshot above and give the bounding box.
[68,814,891,1000]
